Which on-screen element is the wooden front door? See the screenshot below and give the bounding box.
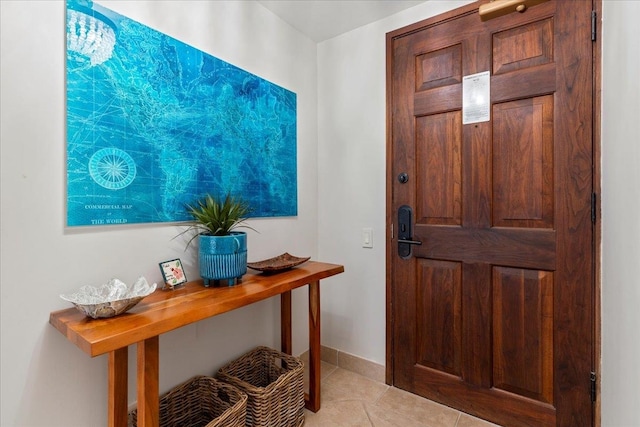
[386,1,596,426]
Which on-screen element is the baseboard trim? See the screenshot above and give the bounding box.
[299,345,385,383]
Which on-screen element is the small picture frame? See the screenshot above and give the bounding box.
[159,258,187,289]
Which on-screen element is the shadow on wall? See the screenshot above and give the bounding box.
[16,326,108,426]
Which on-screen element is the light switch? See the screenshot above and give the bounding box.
[362,228,373,248]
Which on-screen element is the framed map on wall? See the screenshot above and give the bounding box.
[66,0,297,226]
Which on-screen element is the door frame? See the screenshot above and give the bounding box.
[384,0,602,424]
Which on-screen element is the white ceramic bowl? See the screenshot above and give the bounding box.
[60,277,156,319]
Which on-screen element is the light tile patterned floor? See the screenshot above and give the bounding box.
[303,362,501,427]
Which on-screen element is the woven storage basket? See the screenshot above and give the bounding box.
[128,375,247,427]
[216,346,305,427]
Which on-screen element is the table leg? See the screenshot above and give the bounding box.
[306,280,321,412]
[281,290,292,355]
[108,347,128,427]
[136,337,159,427]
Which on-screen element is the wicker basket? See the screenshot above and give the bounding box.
[128,375,247,427]
[216,346,305,427]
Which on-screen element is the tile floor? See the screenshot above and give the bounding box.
[303,362,501,427]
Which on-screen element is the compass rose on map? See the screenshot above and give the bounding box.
[88,148,137,190]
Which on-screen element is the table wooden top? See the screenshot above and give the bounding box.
[50,261,344,357]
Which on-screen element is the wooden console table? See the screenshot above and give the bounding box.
[49,261,344,427]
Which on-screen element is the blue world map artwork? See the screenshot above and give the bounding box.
[66,0,297,226]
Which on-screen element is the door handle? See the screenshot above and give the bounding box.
[397,205,421,258]
[397,238,422,245]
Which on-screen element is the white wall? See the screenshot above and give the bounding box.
[0,1,317,426]
[601,2,640,425]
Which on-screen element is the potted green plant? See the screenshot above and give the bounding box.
[182,193,255,287]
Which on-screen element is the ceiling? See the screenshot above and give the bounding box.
[257,0,426,42]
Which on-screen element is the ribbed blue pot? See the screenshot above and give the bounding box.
[198,232,247,286]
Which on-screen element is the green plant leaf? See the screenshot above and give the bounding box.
[176,192,257,250]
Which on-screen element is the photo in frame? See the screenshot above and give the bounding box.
[159,259,187,289]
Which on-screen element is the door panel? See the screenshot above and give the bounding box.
[416,259,462,377]
[416,112,462,225]
[416,45,462,91]
[492,95,554,228]
[492,267,554,404]
[387,1,594,426]
[492,18,554,75]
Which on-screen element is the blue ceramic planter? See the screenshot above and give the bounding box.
[199,232,247,286]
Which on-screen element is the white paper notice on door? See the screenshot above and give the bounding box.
[462,71,490,125]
